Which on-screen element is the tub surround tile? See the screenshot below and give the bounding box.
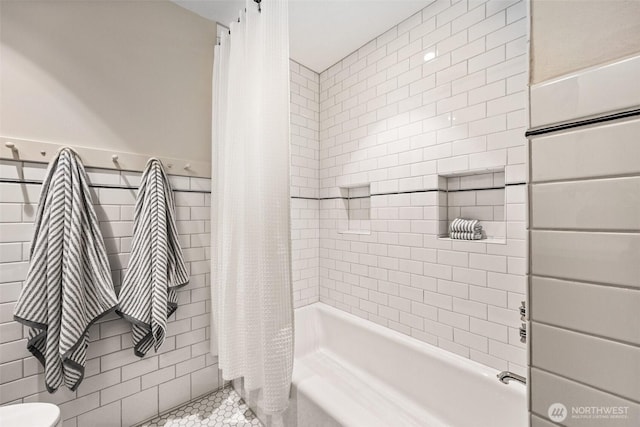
[531,323,640,403]
[528,50,640,427]
[320,0,528,365]
[531,277,640,345]
[532,177,640,230]
[530,55,640,128]
[531,230,640,288]
[531,118,640,182]
[530,368,640,427]
[290,61,321,309]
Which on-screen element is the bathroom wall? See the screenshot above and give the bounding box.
[0,0,216,161]
[290,60,321,309]
[530,0,640,84]
[0,49,319,427]
[317,0,528,374]
[528,55,640,426]
[0,162,217,426]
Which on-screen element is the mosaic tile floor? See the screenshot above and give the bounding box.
[139,386,262,427]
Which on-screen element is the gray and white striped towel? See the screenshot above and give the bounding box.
[13,148,118,392]
[450,231,483,240]
[450,218,482,233]
[450,218,483,240]
[117,159,189,357]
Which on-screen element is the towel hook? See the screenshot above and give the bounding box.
[5,142,17,151]
[184,163,191,170]
[111,154,119,162]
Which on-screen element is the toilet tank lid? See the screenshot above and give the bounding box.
[0,403,61,427]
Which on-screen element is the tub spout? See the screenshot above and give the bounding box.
[497,371,526,385]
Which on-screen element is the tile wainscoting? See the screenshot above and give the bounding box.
[0,161,219,426]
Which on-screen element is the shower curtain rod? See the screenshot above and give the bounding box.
[218,0,262,37]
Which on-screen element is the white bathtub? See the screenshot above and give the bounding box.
[285,303,527,427]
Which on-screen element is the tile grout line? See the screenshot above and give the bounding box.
[293,182,527,201]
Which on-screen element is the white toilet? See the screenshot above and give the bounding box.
[0,403,62,427]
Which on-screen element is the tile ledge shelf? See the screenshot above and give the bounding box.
[437,236,507,245]
[338,230,372,235]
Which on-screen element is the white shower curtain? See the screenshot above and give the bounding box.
[210,0,293,415]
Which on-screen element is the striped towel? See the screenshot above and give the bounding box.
[117,159,189,357]
[13,148,118,392]
[450,231,483,240]
[450,218,483,240]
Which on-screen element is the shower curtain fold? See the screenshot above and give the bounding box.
[210,0,293,415]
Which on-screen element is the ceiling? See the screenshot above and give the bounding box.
[171,0,431,73]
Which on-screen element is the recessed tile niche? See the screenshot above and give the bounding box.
[338,184,371,235]
[438,169,506,244]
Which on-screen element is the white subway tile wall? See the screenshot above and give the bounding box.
[0,160,218,426]
[529,56,640,425]
[317,0,528,374]
[290,60,320,308]
[290,197,320,308]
